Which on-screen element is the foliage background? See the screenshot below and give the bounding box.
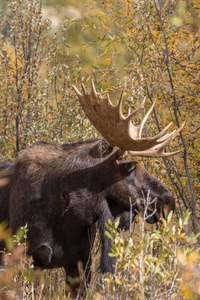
[0,0,199,298]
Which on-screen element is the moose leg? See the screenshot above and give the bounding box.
[64,226,94,298]
[98,199,116,273]
[64,256,92,298]
[65,264,81,298]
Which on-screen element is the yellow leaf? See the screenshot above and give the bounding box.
[86,76,90,84]
[115,278,122,285]
[87,28,91,35]
[100,47,109,57]
[151,30,157,36]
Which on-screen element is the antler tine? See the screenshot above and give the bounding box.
[116,88,125,119]
[72,84,82,97]
[106,93,114,107]
[129,121,185,157]
[154,135,184,157]
[137,99,156,138]
[91,79,98,97]
[157,128,175,142]
[157,121,185,150]
[162,148,184,157]
[142,122,173,144]
[129,146,184,158]
[128,107,131,117]
[81,83,87,95]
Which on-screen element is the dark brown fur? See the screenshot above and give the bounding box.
[0,138,175,296]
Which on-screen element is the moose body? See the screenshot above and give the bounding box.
[0,82,183,296]
[0,138,175,291]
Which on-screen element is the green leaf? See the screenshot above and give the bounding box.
[108,218,113,226]
[157,270,165,280]
[128,237,133,248]
[167,210,173,223]
[105,222,111,231]
[105,230,112,239]
[91,65,99,70]
[114,217,120,229]
[108,252,116,257]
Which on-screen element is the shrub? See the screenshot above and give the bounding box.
[97,209,200,299]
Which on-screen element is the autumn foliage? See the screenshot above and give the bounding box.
[0,0,200,299]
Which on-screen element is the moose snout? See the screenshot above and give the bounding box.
[144,192,175,224]
[160,194,175,220]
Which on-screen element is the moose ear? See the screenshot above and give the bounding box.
[89,139,115,158]
[60,191,70,217]
[99,139,114,158]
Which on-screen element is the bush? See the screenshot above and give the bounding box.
[1,210,200,299]
[98,209,200,299]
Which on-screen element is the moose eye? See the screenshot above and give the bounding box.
[123,162,136,172]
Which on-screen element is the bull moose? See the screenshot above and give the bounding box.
[0,81,184,296]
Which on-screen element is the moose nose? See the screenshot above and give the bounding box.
[161,194,175,219]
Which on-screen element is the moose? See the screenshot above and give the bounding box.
[0,81,184,296]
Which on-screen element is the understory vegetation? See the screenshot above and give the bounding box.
[1,211,200,299]
[0,0,199,298]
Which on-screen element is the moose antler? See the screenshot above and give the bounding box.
[72,81,184,157]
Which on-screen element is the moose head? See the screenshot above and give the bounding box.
[72,80,184,225]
